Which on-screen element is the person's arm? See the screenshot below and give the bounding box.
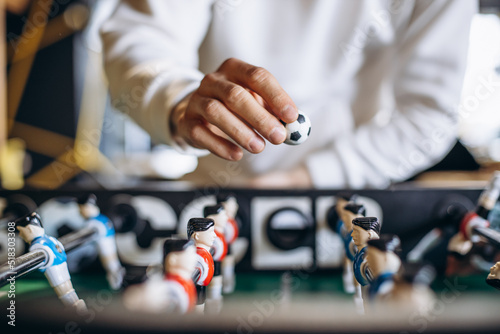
[101,1,298,160]
[303,0,476,189]
[100,0,213,153]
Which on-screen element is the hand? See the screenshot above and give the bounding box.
[249,166,313,189]
[6,0,32,14]
[170,58,298,161]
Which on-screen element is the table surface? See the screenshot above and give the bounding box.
[1,270,498,333]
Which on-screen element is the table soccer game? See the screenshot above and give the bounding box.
[2,1,500,333]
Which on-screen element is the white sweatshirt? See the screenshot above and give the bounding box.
[100,0,476,189]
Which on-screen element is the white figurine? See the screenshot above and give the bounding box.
[365,235,402,302]
[204,204,228,314]
[351,217,381,287]
[216,193,239,294]
[16,213,87,312]
[78,194,125,290]
[384,262,436,315]
[187,218,216,312]
[333,193,357,294]
[339,203,366,312]
[123,238,198,314]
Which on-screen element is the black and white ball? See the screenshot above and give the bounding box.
[282,111,311,145]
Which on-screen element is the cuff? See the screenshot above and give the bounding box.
[146,75,209,157]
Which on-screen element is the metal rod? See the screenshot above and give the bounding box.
[473,226,500,248]
[0,227,98,287]
[407,227,443,263]
[192,268,201,283]
[0,249,47,286]
[59,226,98,252]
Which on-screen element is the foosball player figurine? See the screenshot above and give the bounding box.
[187,218,216,313]
[454,209,490,250]
[476,171,500,220]
[446,207,492,275]
[385,262,436,313]
[216,193,239,293]
[341,203,366,269]
[162,238,198,313]
[333,193,358,293]
[486,261,500,290]
[16,213,87,312]
[335,193,356,217]
[78,194,125,290]
[334,193,357,239]
[365,234,402,301]
[447,172,500,274]
[204,204,228,314]
[340,203,366,312]
[123,238,198,314]
[351,217,381,286]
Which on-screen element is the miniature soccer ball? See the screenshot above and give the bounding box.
[282,111,311,145]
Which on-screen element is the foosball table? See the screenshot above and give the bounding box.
[0,179,499,333]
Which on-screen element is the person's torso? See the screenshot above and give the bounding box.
[190,0,416,181]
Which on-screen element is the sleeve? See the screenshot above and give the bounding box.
[100,0,214,152]
[306,0,477,189]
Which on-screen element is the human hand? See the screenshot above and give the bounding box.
[170,58,298,161]
[5,0,32,14]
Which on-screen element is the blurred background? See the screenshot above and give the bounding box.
[1,0,500,190]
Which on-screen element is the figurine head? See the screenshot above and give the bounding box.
[351,217,381,248]
[335,192,356,214]
[486,262,500,290]
[16,212,45,243]
[488,261,500,279]
[366,234,402,278]
[341,203,366,231]
[204,204,227,232]
[187,218,216,249]
[216,193,239,219]
[77,194,100,219]
[163,238,197,279]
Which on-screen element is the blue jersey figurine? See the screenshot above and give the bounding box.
[353,246,370,286]
[78,194,125,290]
[331,193,359,294]
[16,213,87,312]
[365,235,402,301]
[351,217,382,286]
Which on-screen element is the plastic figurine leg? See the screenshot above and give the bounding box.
[205,275,223,315]
[53,280,88,312]
[44,262,87,311]
[353,283,364,314]
[222,254,235,294]
[105,265,126,290]
[343,258,355,294]
[195,304,205,314]
[97,237,125,290]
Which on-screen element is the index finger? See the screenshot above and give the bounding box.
[218,58,298,123]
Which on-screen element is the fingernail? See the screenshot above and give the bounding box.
[229,149,243,161]
[282,105,298,122]
[269,126,286,144]
[249,137,265,153]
